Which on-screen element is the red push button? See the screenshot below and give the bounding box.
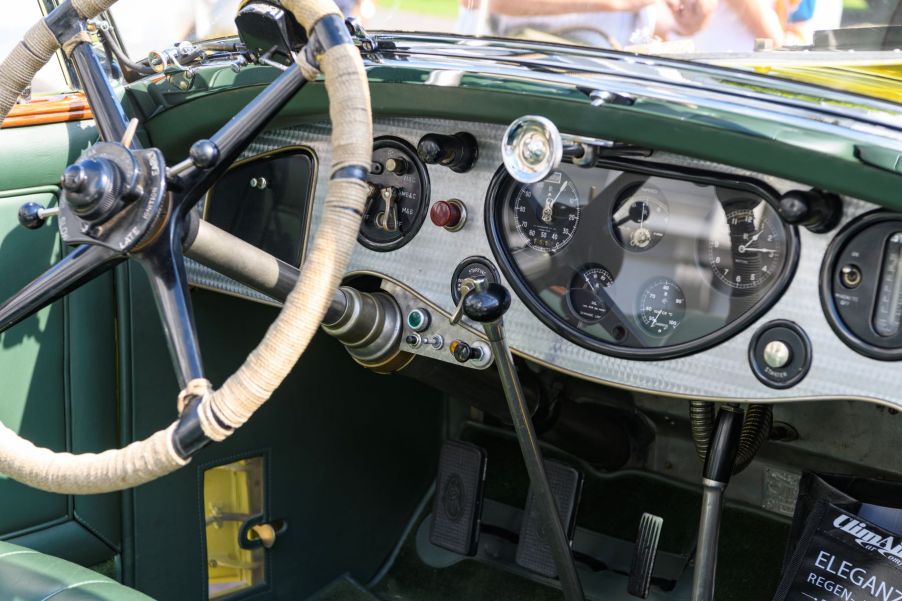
[430,200,465,230]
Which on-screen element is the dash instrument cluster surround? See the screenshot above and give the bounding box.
[189,117,902,406]
[485,159,799,359]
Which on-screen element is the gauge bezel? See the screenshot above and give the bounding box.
[485,158,800,360]
[452,256,501,304]
[358,136,431,252]
[703,205,787,294]
[819,210,902,361]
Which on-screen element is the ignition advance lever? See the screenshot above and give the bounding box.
[461,280,585,601]
[691,405,744,601]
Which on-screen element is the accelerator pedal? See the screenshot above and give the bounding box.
[628,512,664,598]
[429,439,488,556]
[515,459,584,578]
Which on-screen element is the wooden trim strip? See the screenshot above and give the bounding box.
[2,92,93,128]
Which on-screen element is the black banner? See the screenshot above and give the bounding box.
[774,503,902,601]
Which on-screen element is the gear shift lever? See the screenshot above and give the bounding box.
[462,280,585,601]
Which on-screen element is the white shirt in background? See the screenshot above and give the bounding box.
[458,6,657,49]
[679,2,758,52]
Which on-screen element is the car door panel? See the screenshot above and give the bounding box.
[0,119,121,567]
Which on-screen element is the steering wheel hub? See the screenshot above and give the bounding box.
[58,142,168,252]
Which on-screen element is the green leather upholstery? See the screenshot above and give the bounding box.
[0,542,153,600]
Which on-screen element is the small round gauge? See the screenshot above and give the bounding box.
[511,170,580,254]
[452,256,500,303]
[707,207,785,291]
[637,278,686,337]
[359,137,430,252]
[568,265,615,323]
[612,185,670,252]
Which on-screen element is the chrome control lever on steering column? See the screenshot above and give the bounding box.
[461,280,585,601]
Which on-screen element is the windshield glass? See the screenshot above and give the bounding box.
[110,0,902,95]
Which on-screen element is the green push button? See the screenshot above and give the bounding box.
[407,308,431,332]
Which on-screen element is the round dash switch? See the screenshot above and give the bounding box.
[749,320,812,389]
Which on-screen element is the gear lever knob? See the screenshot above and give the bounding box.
[462,282,511,324]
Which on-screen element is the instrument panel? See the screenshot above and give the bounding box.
[187,118,902,409]
[486,161,797,358]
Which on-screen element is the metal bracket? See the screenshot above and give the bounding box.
[345,17,378,53]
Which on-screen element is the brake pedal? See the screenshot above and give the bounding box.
[429,440,487,556]
[628,513,664,598]
[516,460,583,578]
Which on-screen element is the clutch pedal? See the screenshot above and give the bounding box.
[516,459,584,578]
[628,512,664,598]
[429,439,488,556]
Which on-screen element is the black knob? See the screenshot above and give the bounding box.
[190,139,220,169]
[451,340,483,363]
[417,132,478,173]
[462,282,512,323]
[18,202,48,230]
[62,158,120,221]
[778,189,842,234]
[61,164,87,193]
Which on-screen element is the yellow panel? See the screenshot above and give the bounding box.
[752,63,902,103]
[204,457,266,600]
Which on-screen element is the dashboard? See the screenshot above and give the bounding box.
[187,117,902,409]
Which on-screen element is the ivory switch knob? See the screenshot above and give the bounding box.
[763,340,791,369]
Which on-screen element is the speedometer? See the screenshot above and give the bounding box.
[511,170,580,254]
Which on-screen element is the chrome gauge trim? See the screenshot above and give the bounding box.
[820,210,902,361]
[484,159,800,360]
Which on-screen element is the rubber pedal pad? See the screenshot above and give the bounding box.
[429,439,488,556]
[515,459,584,578]
[628,512,664,598]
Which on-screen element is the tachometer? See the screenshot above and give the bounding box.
[707,207,784,291]
[612,185,670,252]
[637,278,685,337]
[511,170,580,254]
[568,265,615,323]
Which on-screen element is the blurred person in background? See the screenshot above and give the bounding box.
[669,0,786,51]
[457,0,715,49]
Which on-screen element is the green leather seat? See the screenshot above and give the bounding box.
[0,542,154,600]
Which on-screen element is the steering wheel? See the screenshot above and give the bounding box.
[0,0,372,493]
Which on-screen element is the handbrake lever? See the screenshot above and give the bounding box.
[461,279,585,601]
